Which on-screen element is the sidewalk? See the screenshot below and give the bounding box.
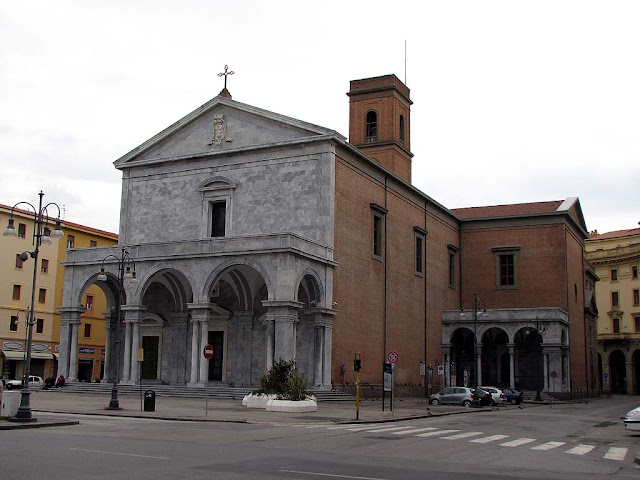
[0,390,489,429]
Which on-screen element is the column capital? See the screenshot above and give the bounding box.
[58,306,86,325]
[121,304,147,323]
[309,307,337,328]
[263,300,304,324]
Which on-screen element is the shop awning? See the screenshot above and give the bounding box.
[1,351,54,360]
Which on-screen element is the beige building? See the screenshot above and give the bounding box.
[1,203,117,383]
[585,226,640,394]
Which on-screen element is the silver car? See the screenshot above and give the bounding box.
[429,387,474,407]
[478,386,505,405]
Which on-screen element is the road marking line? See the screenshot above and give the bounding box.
[326,426,353,430]
[415,429,460,437]
[604,447,627,461]
[362,426,416,433]
[470,434,509,444]
[69,448,169,460]
[499,438,536,447]
[392,427,437,435]
[566,444,596,455]
[441,431,484,440]
[279,470,388,480]
[346,426,393,431]
[531,441,565,450]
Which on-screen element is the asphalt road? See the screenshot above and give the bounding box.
[1,396,638,479]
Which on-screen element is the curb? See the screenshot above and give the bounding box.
[0,420,79,430]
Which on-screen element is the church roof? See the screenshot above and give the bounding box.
[451,200,564,219]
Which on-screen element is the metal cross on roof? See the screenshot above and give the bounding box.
[218,65,235,90]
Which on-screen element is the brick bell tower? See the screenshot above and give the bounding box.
[347,74,413,183]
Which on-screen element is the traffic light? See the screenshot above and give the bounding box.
[353,359,361,371]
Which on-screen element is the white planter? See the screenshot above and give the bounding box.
[243,393,276,408]
[265,398,317,413]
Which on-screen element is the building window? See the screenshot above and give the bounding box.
[18,223,26,238]
[12,284,21,300]
[15,253,24,269]
[611,269,618,281]
[415,235,423,274]
[634,289,639,306]
[10,316,18,332]
[447,244,459,289]
[635,316,640,333]
[633,266,638,279]
[210,201,226,237]
[67,235,75,248]
[399,114,405,145]
[84,323,91,338]
[413,228,426,276]
[38,288,46,303]
[86,295,93,310]
[36,318,44,334]
[492,246,520,289]
[611,291,619,307]
[373,214,383,258]
[612,318,620,334]
[365,110,378,142]
[90,240,97,247]
[41,258,49,273]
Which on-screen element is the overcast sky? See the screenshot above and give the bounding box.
[1,1,638,236]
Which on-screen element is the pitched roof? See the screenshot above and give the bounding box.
[586,227,640,241]
[451,200,564,219]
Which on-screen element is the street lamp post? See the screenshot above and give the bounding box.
[97,247,136,410]
[460,293,487,388]
[3,191,64,421]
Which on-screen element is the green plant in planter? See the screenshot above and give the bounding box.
[255,358,310,401]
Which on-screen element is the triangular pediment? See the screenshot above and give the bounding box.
[114,96,343,167]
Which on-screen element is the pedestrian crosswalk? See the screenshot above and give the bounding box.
[293,424,631,462]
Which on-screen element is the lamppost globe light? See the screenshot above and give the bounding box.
[3,218,17,237]
[41,226,52,245]
[50,219,64,238]
[97,268,108,282]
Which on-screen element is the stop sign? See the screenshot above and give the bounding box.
[203,344,214,359]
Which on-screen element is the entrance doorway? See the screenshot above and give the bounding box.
[78,359,93,382]
[141,336,159,380]
[208,331,224,381]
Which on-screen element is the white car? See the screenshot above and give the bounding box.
[478,386,505,405]
[5,375,44,390]
[624,406,640,431]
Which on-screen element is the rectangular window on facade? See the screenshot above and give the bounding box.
[634,289,639,306]
[84,323,91,337]
[12,284,21,300]
[612,291,619,307]
[36,318,44,334]
[210,201,226,237]
[500,255,515,286]
[373,214,383,258]
[612,318,620,333]
[15,253,23,269]
[636,316,640,333]
[447,244,458,288]
[492,246,520,289]
[41,258,49,274]
[10,316,19,332]
[67,235,75,248]
[415,235,423,274]
[18,223,26,238]
[611,269,618,281]
[86,295,93,310]
[38,288,46,303]
[633,266,638,279]
[90,240,97,247]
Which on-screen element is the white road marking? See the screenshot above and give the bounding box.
[415,429,460,437]
[471,434,509,444]
[326,426,354,430]
[499,437,536,447]
[603,447,628,461]
[531,441,565,451]
[362,426,416,433]
[70,448,169,460]
[346,425,393,432]
[441,431,484,440]
[392,427,437,435]
[279,470,388,480]
[566,444,596,455]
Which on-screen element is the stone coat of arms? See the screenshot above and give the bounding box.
[208,114,232,146]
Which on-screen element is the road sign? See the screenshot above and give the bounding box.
[550,371,557,378]
[387,351,399,363]
[203,344,214,359]
[437,365,444,375]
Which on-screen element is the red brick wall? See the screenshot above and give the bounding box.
[565,227,587,389]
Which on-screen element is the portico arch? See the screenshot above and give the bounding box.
[514,327,544,391]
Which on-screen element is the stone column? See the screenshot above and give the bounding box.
[189,316,200,386]
[68,321,80,381]
[263,316,274,371]
[626,361,634,394]
[310,308,336,390]
[443,344,451,388]
[475,343,483,386]
[543,347,550,391]
[562,346,571,391]
[199,316,209,385]
[102,312,113,383]
[314,324,324,386]
[187,303,213,386]
[130,321,140,382]
[122,321,132,383]
[228,311,254,387]
[56,307,84,379]
[602,362,610,392]
[507,343,516,388]
[262,301,303,364]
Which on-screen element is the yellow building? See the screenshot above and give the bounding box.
[1,202,117,384]
[585,226,640,394]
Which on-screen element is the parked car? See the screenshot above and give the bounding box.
[478,386,505,406]
[472,387,492,407]
[6,375,44,390]
[429,387,474,407]
[624,406,640,431]
[500,387,524,405]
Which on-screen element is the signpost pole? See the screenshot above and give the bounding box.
[354,351,361,420]
[136,348,144,411]
[391,363,394,413]
[203,344,214,417]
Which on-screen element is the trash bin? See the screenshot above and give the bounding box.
[1,391,21,417]
[144,389,156,412]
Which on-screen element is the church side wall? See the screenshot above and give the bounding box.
[565,226,588,389]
